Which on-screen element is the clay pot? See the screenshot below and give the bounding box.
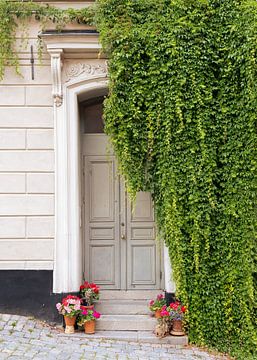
[155,309,162,319]
[64,316,76,327]
[64,316,76,334]
[170,319,185,336]
[84,320,95,334]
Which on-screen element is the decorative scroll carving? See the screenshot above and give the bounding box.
[64,61,108,82]
[48,49,63,107]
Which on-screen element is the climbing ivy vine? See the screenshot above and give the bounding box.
[0,0,95,79]
[96,0,257,358]
[0,0,257,358]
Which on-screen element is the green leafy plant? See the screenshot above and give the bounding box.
[0,0,257,358]
[96,0,257,358]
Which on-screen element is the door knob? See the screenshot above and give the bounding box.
[121,234,126,240]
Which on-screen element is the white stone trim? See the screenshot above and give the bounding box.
[0,261,53,270]
[48,49,63,107]
[53,75,108,293]
[164,244,176,293]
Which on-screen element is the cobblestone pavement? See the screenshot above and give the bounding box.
[0,314,229,360]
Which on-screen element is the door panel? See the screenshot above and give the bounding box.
[131,192,154,222]
[131,245,156,284]
[127,191,160,289]
[90,245,115,284]
[82,134,161,290]
[89,160,114,222]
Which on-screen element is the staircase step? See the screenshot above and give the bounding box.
[95,300,151,315]
[100,290,162,300]
[96,315,156,331]
[67,330,188,345]
[60,329,188,346]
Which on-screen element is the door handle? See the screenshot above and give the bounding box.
[121,234,126,240]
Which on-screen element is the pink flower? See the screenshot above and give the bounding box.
[160,309,169,317]
[65,306,72,313]
[82,310,88,316]
[157,294,163,300]
[74,304,81,311]
[93,311,101,319]
[56,303,62,311]
[149,300,154,306]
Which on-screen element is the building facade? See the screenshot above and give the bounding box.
[0,1,175,321]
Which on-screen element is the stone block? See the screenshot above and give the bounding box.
[27,129,54,150]
[0,87,25,105]
[27,173,54,193]
[0,107,53,128]
[0,194,54,215]
[25,86,52,106]
[0,65,52,85]
[26,217,54,238]
[0,217,26,238]
[0,129,26,149]
[0,151,54,171]
[0,173,26,193]
[0,239,54,260]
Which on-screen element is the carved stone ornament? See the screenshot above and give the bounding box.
[64,61,108,83]
[48,49,63,107]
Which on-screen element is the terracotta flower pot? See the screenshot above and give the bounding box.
[155,309,162,319]
[64,315,76,326]
[64,315,76,334]
[84,320,95,334]
[170,319,185,336]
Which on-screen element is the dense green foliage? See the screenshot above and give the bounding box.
[96,0,257,358]
[0,0,95,79]
[1,0,257,358]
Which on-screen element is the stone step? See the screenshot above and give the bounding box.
[100,290,163,300]
[65,330,188,346]
[95,299,151,315]
[96,315,156,331]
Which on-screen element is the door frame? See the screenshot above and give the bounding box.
[53,74,108,293]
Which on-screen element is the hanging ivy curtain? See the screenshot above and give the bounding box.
[96,0,257,358]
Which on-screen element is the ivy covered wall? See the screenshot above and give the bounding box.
[0,0,257,358]
[96,0,257,358]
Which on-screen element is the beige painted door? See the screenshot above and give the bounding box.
[82,134,161,290]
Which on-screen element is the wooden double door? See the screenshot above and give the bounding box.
[82,134,162,290]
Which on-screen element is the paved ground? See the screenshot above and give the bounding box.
[0,314,229,360]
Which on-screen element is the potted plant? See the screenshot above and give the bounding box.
[149,293,166,318]
[77,307,101,334]
[154,305,172,338]
[56,295,82,334]
[168,301,186,336]
[79,281,100,308]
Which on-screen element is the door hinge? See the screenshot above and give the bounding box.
[160,271,163,280]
